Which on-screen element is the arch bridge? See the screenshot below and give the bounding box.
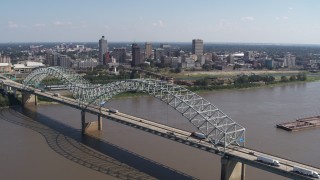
[22,67,245,149]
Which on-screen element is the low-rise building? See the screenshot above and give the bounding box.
[13,61,45,73]
[77,58,99,69]
[0,63,12,73]
[181,58,195,69]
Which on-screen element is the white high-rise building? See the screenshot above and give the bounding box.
[284,53,296,69]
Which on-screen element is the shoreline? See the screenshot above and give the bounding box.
[110,78,320,100]
[29,74,320,103]
[170,70,303,79]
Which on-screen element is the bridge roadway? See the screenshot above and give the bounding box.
[2,79,320,180]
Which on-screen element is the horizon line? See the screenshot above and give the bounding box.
[1,41,320,46]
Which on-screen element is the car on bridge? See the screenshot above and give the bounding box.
[109,108,118,113]
[191,132,206,140]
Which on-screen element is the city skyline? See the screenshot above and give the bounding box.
[1,0,320,44]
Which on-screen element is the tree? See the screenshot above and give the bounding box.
[202,64,212,71]
[139,63,150,70]
[248,74,262,82]
[170,67,181,73]
[263,75,275,83]
[234,75,249,84]
[289,75,296,81]
[297,73,306,81]
[130,70,140,79]
[280,76,288,82]
[195,78,209,86]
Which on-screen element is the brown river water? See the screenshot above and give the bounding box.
[1,82,320,180]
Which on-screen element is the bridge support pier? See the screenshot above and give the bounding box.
[221,156,245,180]
[81,110,86,134]
[3,85,11,94]
[81,110,102,134]
[21,92,37,106]
[98,114,102,131]
[13,88,16,97]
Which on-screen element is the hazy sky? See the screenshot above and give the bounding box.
[1,0,320,44]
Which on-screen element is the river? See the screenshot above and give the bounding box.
[1,82,320,180]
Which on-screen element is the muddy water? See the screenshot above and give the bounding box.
[1,81,320,180]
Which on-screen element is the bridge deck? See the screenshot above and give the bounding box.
[2,79,320,180]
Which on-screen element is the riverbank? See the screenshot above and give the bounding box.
[110,75,320,99]
[170,70,301,79]
[22,73,320,102]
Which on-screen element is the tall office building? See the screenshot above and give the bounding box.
[98,36,108,64]
[227,54,234,64]
[104,52,111,64]
[284,53,296,69]
[112,48,127,63]
[59,55,73,68]
[160,43,172,57]
[131,43,141,67]
[46,52,60,66]
[192,39,204,56]
[244,51,255,61]
[145,42,152,59]
[154,48,165,61]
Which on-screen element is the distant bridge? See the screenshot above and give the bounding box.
[0,67,319,180]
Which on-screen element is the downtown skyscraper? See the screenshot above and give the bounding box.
[192,39,204,56]
[98,36,108,65]
[131,43,141,67]
[145,42,152,59]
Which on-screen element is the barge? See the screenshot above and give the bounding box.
[276,116,320,131]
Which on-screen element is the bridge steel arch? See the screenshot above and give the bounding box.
[23,67,245,149]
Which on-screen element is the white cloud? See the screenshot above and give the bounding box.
[241,16,254,21]
[288,7,294,10]
[152,20,165,27]
[53,21,72,26]
[276,16,289,20]
[7,21,19,28]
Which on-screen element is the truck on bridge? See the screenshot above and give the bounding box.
[293,166,320,179]
[257,156,280,166]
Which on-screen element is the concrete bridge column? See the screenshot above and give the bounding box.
[21,92,38,106]
[98,114,102,131]
[3,85,9,94]
[221,156,245,180]
[81,110,103,134]
[13,88,16,97]
[81,110,86,134]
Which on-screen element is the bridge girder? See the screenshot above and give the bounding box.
[22,67,245,150]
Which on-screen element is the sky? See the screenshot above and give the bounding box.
[1,0,320,44]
